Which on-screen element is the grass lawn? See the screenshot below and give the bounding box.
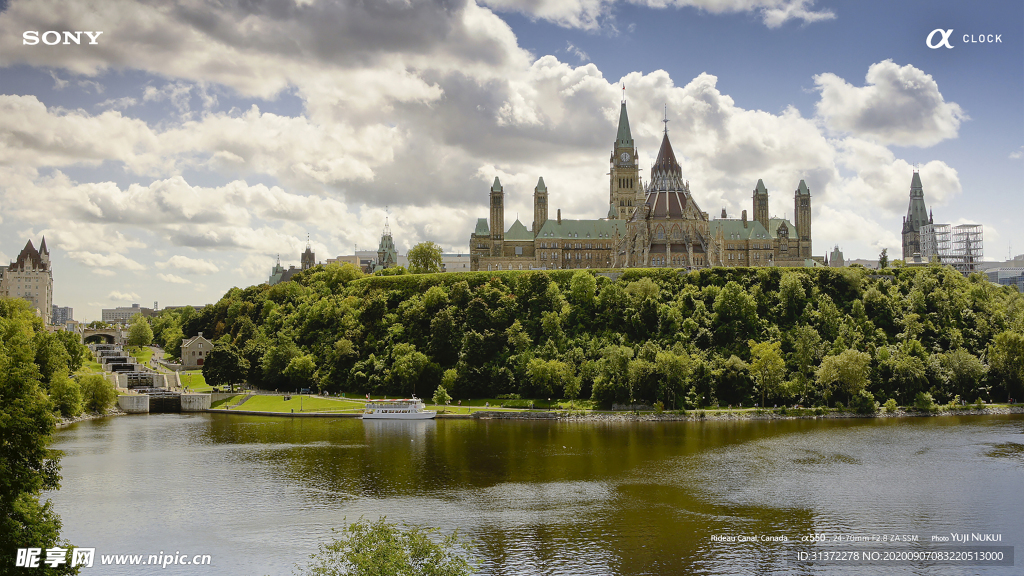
[79,358,104,374]
[225,395,365,412]
[127,346,153,364]
[180,370,213,393]
[211,394,246,409]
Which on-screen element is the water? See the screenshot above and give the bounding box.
[48,414,1024,575]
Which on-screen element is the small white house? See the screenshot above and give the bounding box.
[181,332,214,369]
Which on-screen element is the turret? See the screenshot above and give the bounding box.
[753,179,769,232]
[533,177,548,238]
[489,177,504,257]
[609,98,639,220]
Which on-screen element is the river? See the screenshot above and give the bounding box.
[48,414,1023,575]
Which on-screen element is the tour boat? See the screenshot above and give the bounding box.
[362,398,436,420]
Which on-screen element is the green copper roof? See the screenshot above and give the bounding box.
[755,179,767,195]
[615,102,633,148]
[768,217,799,240]
[709,219,772,241]
[536,218,625,240]
[491,177,502,192]
[905,172,928,232]
[536,177,546,191]
[474,218,490,235]
[505,219,534,242]
[796,180,810,196]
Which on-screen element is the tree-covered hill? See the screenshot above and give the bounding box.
[151,264,1024,409]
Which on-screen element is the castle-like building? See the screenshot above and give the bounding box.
[0,237,54,324]
[470,99,814,271]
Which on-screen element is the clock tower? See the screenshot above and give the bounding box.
[609,99,639,220]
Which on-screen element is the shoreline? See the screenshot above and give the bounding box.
[185,405,1024,421]
[56,407,128,428]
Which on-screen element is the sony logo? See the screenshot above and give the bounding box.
[22,31,104,45]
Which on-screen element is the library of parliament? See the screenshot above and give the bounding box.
[469,99,815,271]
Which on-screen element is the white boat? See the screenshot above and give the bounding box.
[362,398,436,419]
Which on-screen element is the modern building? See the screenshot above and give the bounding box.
[180,332,214,369]
[986,268,1024,291]
[441,253,471,272]
[469,98,815,271]
[52,305,74,326]
[0,237,54,324]
[102,303,157,324]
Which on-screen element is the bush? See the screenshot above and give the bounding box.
[974,397,986,410]
[80,374,116,413]
[883,398,898,413]
[49,372,83,418]
[653,400,664,414]
[850,389,877,414]
[913,391,937,413]
[432,385,452,406]
[297,517,474,576]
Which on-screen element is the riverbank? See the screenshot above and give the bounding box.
[56,406,127,428]
[553,405,1024,422]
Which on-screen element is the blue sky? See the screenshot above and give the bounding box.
[0,0,1021,321]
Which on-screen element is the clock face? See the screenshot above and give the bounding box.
[620,152,631,163]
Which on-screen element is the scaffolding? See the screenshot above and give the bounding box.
[920,223,949,261]
[951,224,983,275]
[920,223,984,275]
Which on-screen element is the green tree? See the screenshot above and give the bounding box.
[407,241,444,274]
[988,330,1024,401]
[34,332,72,384]
[54,330,88,373]
[816,349,871,407]
[128,313,154,347]
[284,354,317,390]
[161,323,184,360]
[297,517,474,576]
[0,300,77,575]
[80,373,117,413]
[49,371,83,418]
[432,385,452,407]
[749,340,786,408]
[878,248,889,269]
[202,344,250,392]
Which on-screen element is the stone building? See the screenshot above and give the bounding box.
[469,98,816,271]
[180,331,214,369]
[708,179,814,268]
[0,237,53,324]
[901,171,932,260]
[618,128,720,269]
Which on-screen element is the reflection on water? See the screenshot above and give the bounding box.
[48,414,1024,575]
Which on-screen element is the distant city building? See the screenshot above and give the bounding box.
[268,240,324,285]
[829,245,845,267]
[102,303,157,324]
[374,220,399,272]
[986,268,1024,292]
[180,331,213,369]
[0,237,54,324]
[441,253,471,272]
[52,305,74,326]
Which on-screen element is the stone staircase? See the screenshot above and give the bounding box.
[226,394,255,409]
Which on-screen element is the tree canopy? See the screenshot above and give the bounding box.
[408,242,444,274]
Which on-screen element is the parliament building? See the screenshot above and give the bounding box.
[469,100,814,271]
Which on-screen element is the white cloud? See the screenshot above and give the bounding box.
[1010,146,1023,160]
[155,255,219,275]
[96,96,138,110]
[108,290,140,301]
[70,251,147,270]
[814,60,966,147]
[91,269,117,276]
[157,273,191,284]
[478,0,834,30]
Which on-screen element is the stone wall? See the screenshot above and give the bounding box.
[181,394,212,411]
[117,395,149,413]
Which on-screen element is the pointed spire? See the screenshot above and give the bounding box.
[662,104,670,135]
[491,177,502,192]
[615,101,633,148]
[911,170,923,191]
[651,132,681,178]
[40,236,48,254]
[536,176,546,191]
[755,179,767,195]
[796,180,810,196]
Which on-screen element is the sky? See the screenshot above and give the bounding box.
[0,0,1021,321]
